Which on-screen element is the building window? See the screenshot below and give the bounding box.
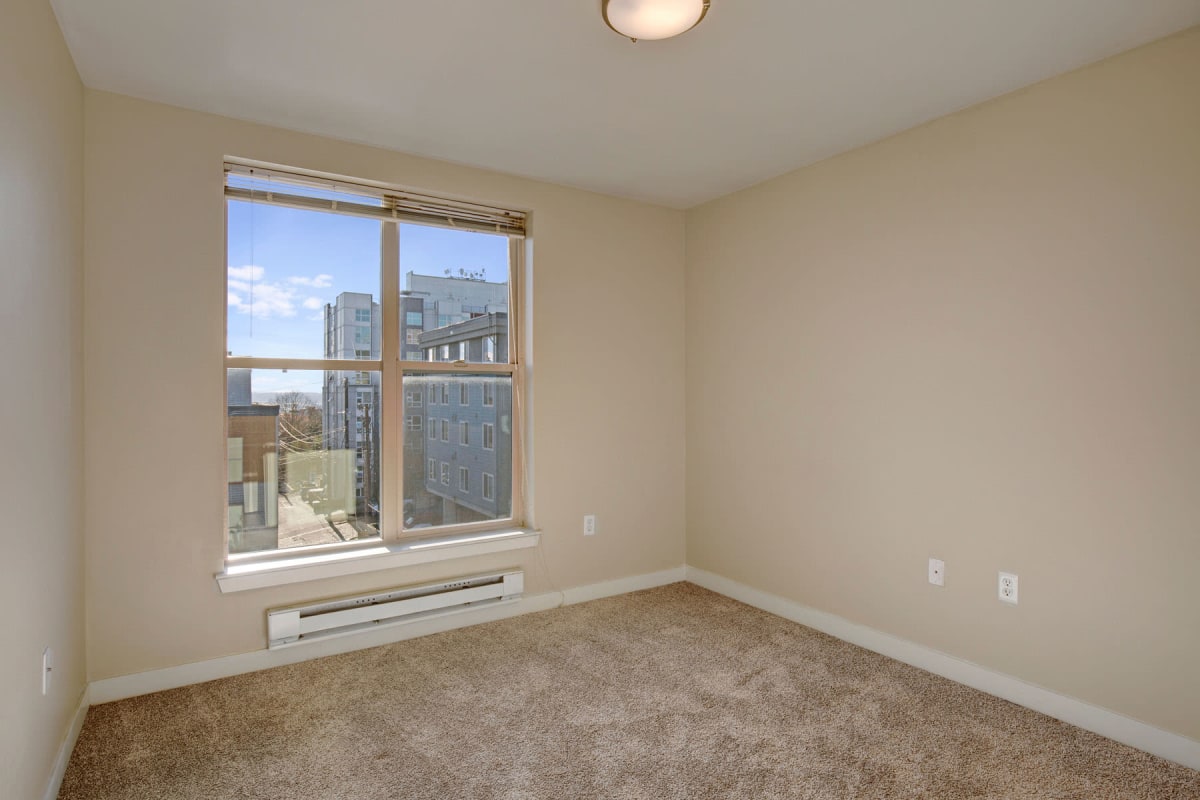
[483,423,494,450]
[225,160,524,555]
[459,467,469,492]
[484,336,496,363]
[459,383,469,405]
[483,472,495,501]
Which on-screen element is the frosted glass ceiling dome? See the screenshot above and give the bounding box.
[602,0,710,42]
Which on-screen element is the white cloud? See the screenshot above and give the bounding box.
[289,273,334,288]
[302,297,323,310]
[227,265,299,318]
[228,265,264,281]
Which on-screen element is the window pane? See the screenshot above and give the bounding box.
[227,200,381,360]
[227,368,381,553]
[398,225,511,364]
[402,373,512,529]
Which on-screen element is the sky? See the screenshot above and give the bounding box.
[227,197,509,396]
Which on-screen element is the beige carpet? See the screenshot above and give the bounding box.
[61,583,1198,799]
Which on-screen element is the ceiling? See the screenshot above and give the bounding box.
[50,0,1200,208]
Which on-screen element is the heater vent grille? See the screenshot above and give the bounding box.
[267,571,523,649]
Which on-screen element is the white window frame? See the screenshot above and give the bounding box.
[440,462,451,486]
[483,472,495,501]
[459,466,469,492]
[483,382,495,407]
[440,418,449,442]
[460,383,469,405]
[459,420,469,446]
[223,159,527,559]
[483,422,494,451]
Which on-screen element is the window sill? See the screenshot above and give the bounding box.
[215,528,540,594]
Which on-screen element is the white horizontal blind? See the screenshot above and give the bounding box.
[224,162,526,237]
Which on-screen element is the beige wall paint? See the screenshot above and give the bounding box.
[0,0,86,796]
[83,91,686,681]
[686,27,1200,740]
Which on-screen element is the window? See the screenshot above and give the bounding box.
[483,382,495,407]
[484,337,496,363]
[225,160,524,558]
[483,473,495,501]
[459,421,469,446]
[459,467,469,492]
[483,423,494,450]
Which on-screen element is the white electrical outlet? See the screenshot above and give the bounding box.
[999,572,1018,605]
[928,558,945,587]
[42,647,53,696]
[583,514,596,536]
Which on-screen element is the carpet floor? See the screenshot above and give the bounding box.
[60,583,1199,799]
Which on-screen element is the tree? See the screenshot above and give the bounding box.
[274,392,323,492]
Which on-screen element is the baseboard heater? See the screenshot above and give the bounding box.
[267,570,524,649]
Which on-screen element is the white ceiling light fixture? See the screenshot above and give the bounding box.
[602,0,710,43]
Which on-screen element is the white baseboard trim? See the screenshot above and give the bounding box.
[43,684,90,800]
[685,566,1200,771]
[560,565,687,606]
[89,565,687,705]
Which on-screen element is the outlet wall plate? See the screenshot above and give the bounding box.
[999,572,1019,605]
[583,514,596,536]
[928,558,945,587]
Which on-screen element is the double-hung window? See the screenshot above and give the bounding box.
[224,161,525,557]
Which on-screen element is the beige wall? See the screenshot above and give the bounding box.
[83,91,686,681]
[685,26,1200,741]
[0,0,86,796]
